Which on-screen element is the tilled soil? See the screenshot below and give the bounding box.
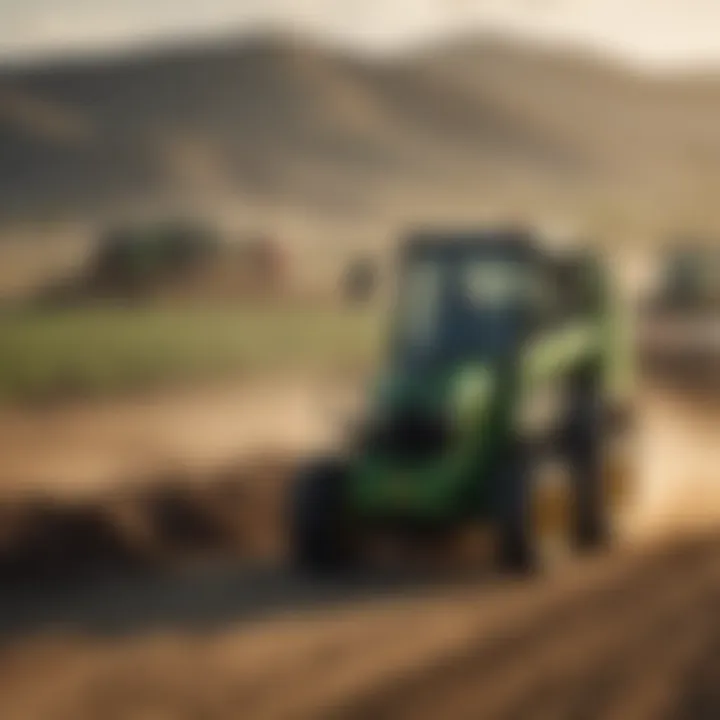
[338,538,720,720]
[0,537,719,719]
[0,453,294,585]
[0,380,717,719]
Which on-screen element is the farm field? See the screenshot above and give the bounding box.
[0,304,380,402]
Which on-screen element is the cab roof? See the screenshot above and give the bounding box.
[401,226,541,262]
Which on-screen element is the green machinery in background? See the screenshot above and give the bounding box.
[641,240,720,381]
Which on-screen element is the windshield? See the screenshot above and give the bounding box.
[394,257,534,368]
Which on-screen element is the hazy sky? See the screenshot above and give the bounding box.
[2,0,720,68]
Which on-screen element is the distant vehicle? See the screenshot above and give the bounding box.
[289,227,634,576]
[640,241,720,381]
[90,219,220,296]
[66,221,289,302]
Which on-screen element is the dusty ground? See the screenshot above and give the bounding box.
[0,375,358,495]
[0,535,718,720]
[0,375,718,719]
[0,377,359,580]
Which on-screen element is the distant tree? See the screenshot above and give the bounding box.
[89,219,220,296]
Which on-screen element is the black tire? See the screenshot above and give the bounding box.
[494,442,577,575]
[493,447,538,574]
[567,366,612,550]
[289,457,357,576]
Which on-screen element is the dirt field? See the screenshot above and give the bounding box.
[0,535,717,720]
[0,377,718,719]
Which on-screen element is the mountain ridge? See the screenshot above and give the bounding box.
[2,33,720,224]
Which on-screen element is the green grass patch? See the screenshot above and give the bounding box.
[0,304,383,402]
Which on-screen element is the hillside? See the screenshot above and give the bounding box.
[420,38,720,188]
[3,34,720,224]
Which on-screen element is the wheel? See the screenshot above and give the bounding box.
[494,446,574,575]
[288,457,358,576]
[567,366,617,551]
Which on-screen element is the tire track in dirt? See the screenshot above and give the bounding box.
[321,538,720,720]
[175,538,717,719]
[672,633,720,719]
[451,568,717,720]
[492,565,720,720]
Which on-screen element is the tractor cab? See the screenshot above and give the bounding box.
[391,230,544,373]
[390,230,605,376]
[381,228,604,398]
